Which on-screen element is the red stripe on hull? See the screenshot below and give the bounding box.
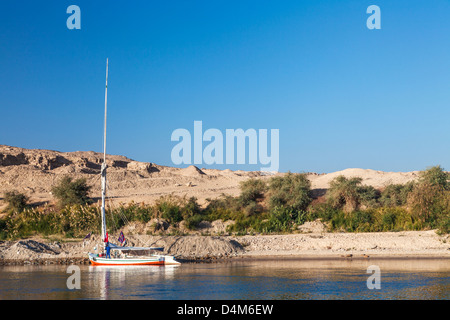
[90,260,165,266]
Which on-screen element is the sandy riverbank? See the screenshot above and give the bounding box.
[1,230,449,265]
[236,230,450,259]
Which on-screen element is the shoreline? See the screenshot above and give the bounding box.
[1,229,449,266]
[1,254,450,267]
[233,253,450,261]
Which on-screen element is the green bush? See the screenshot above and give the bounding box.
[51,176,92,207]
[266,206,306,232]
[327,176,363,213]
[237,179,267,215]
[379,207,418,231]
[181,197,201,220]
[405,166,450,230]
[3,205,97,239]
[155,196,183,223]
[268,206,293,232]
[358,185,381,208]
[268,172,312,213]
[327,176,385,212]
[324,206,420,233]
[0,218,8,240]
[379,183,414,207]
[3,190,29,213]
[226,212,271,235]
[3,166,449,239]
[58,205,101,237]
[307,203,340,222]
[238,179,267,206]
[437,214,450,234]
[349,210,374,232]
[329,209,375,232]
[381,211,397,230]
[408,183,445,226]
[204,195,242,221]
[184,214,204,230]
[419,165,449,190]
[114,202,154,224]
[242,201,261,216]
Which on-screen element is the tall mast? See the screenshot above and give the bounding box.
[103,58,108,162]
[100,58,108,244]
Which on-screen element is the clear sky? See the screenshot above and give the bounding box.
[1,1,449,173]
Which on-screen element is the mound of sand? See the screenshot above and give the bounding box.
[297,220,328,233]
[179,165,205,176]
[307,168,419,190]
[0,240,62,260]
[106,234,244,259]
[161,236,244,259]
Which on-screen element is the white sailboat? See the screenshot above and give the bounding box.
[88,59,180,266]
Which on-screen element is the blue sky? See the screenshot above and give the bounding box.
[1,0,449,173]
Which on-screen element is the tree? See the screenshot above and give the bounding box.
[418,165,449,190]
[408,165,450,227]
[51,176,92,207]
[327,176,363,213]
[239,179,267,206]
[379,183,414,207]
[3,190,29,213]
[238,179,267,215]
[268,172,312,213]
[406,166,449,225]
[407,182,444,225]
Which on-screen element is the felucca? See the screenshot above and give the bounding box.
[88,59,180,266]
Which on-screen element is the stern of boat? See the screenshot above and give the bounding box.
[159,255,181,265]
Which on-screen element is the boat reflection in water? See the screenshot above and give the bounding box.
[88,264,180,300]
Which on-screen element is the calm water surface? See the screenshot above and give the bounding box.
[0,259,448,300]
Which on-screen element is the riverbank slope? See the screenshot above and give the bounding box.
[1,230,449,265]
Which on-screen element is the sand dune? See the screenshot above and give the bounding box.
[307,168,419,190]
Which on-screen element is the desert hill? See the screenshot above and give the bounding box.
[0,145,420,208]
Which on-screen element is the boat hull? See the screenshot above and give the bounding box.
[88,253,180,266]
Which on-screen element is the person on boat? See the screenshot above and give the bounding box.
[103,232,111,258]
[105,241,111,259]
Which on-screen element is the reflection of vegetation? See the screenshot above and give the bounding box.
[0,166,449,240]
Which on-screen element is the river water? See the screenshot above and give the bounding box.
[0,258,448,300]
